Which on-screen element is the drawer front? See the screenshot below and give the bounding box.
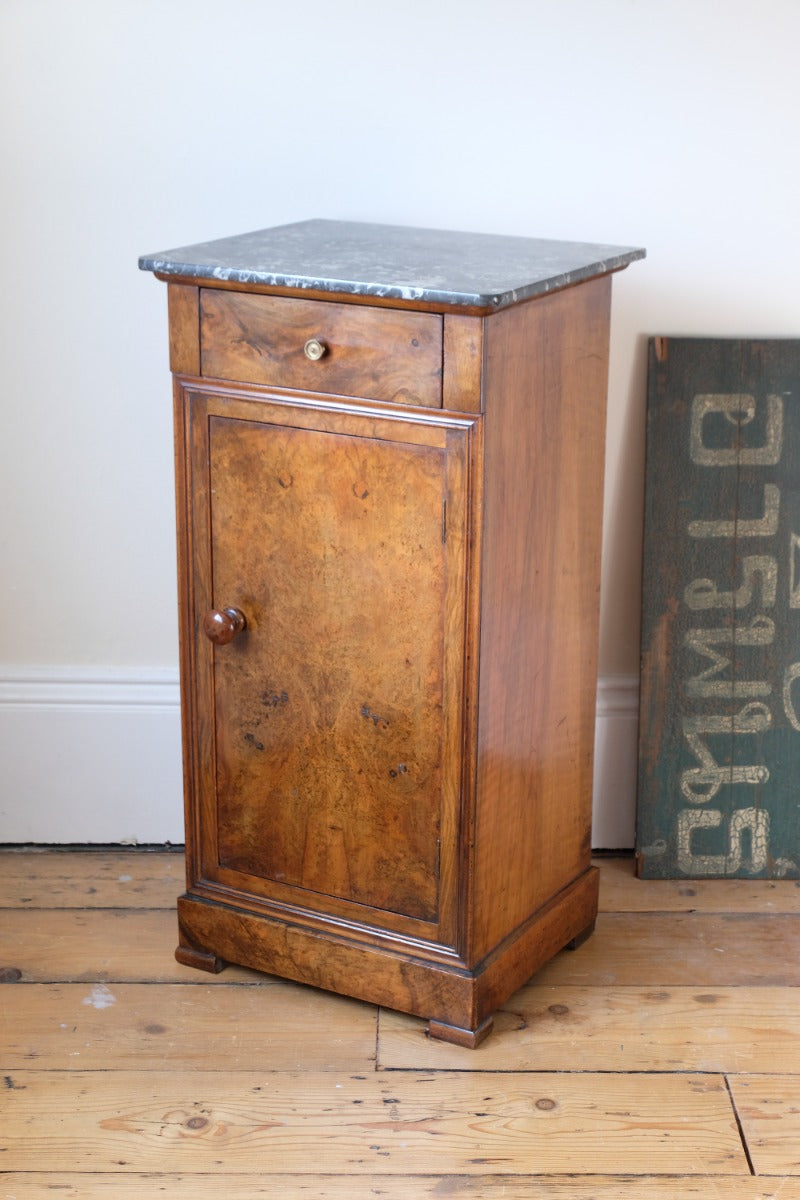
[200,289,443,407]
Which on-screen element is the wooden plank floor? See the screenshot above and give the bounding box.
[2,852,800,1196]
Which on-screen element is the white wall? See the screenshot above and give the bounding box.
[1,0,798,843]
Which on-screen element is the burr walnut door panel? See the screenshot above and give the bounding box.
[183,386,473,941]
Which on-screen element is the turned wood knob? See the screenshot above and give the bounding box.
[203,607,247,645]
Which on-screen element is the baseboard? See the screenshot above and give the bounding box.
[0,668,639,847]
[592,675,639,849]
[0,668,183,844]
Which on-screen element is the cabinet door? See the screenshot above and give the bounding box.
[181,384,476,944]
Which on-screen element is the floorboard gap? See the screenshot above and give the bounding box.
[726,1074,757,1176]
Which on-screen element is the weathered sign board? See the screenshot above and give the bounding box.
[636,337,800,878]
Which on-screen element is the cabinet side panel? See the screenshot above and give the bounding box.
[471,278,612,961]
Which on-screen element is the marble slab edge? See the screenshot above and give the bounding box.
[139,219,645,312]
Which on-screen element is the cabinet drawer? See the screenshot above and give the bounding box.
[200,290,443,407]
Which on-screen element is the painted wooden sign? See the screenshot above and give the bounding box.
[636,337,800,878]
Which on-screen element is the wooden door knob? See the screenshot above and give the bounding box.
[203,607,247,645]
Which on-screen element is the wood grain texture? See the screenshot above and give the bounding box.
[4,852,797,1192]
[167,283,200,374]
[1,982,376,1072]
[379,984,800,1073]
[729,1075,800,1175]
[160,264,622,1042]
[176,891,477,1026]
[175,865,597,1036]
[443,313,483,412]
[535,911,800,986]
[177,385,479,957]
[205,413,449,920]
[0,908,258,983]
[598,854,800,913]
[2,1177,797,1200]
[200,289,443,406]
[6,905,799,989]
[0,1070,745,1175]
[0,850,183,909]
[471,276,612,959]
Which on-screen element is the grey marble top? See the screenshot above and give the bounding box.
[139,219,644,311]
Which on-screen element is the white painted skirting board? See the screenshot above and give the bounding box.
[592,675,640,850]
[0,668,640,847]
[0,668,183,844]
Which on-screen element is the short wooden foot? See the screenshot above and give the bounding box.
[175,943,226,973]
[427,1015,494,1048]
[564,918,596,952]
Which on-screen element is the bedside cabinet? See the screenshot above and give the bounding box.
[140,220,643,1046]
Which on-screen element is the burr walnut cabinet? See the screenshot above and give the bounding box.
[140,220,643,1046]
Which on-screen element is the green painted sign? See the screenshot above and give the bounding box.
[637,337,800,878]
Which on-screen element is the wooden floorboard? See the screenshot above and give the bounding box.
[534,912,800,987]
[597,854,800,914]
[378,985,800,1073]
[5,1177,800,1199]
[0,908,261,983]
[1,1068,745,1175]
[0,849,184,909]
[2,849,800,1194]
[729,1076,800,1176]
[2,982,377,1072]
[5,907,800,987]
